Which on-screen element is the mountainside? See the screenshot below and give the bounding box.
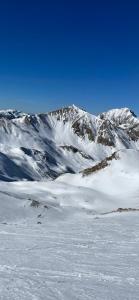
[56,148,139,213]
[0,148,139,221]
[0,105,138,181]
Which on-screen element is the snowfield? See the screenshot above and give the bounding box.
[0,212,139,300]
[0,147,139,299]
[0,149,139,220]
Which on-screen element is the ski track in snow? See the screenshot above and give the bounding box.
[0,213,139,300]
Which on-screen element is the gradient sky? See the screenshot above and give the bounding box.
[0,0,139,114]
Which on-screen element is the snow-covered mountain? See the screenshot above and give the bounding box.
[0,105,138,181]
[0,106,139,300]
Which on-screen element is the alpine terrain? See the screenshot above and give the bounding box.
[0,105,139,299]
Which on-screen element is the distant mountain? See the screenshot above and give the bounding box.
[0,105,138,181]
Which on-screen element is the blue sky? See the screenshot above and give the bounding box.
[0,0,139,114]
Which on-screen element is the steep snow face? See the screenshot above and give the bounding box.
[0,105,138,181]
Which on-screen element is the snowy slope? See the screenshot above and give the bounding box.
[0,148,137,223]
[0,149,138,300]
[0,107,138,300]
[0,208,139,300]
[56,149,139,213]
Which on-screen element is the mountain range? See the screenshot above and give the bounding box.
[0,105,138,181]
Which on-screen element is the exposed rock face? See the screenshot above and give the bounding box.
[97,120,115,146]
[82,152,119,176]
[0,105,138,181]
[99,108,139,142]
[60,145,93,160]
[72,120,95,141]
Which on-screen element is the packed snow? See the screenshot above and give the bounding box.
[0,198,139,299]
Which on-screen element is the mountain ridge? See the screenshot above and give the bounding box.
[0,105,138,181]
[0,105,137,116]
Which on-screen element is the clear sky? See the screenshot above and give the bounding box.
[0,0,139,114]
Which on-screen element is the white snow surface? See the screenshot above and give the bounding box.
[0,212,139,300]
[0,148,138,219]
[0,176,139,299]
[57,149,139,213]
[0,148,138,298]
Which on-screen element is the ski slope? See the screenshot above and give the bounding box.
[0,212,139,300]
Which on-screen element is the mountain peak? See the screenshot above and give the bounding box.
[48,104,86,123]
[99,107,137,124]
[107,107,136,116]
[70,104,86,112]
[0,109,25,120]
